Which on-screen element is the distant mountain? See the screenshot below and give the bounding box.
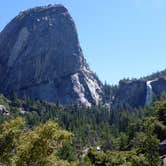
[0,5,103,107]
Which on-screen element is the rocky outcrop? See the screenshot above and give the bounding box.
[159,140,166,156]
[151,78,166,98]
[0,5,103,107]
[0,105,9,115]
[113,80,147,108]
[113,77,166,108]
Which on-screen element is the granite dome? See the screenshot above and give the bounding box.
[0,5,103,106]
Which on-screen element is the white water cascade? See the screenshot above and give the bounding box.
[145,81,153,106]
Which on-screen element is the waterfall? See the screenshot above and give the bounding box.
[145,81,153,106]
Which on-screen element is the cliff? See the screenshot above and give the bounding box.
[0,5,103,106]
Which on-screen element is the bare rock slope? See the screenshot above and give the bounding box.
[0,5,103,106]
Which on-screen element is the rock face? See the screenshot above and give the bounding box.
[0,5,103,106]
[114,80,147,108]
[113,77,166,108]
[159,140,166,156]
[0,105,9,115]
[151,78,166,98]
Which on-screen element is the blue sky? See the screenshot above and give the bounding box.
[0,0,166,84]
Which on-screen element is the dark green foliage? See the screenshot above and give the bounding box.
[0,94,165,165]
[103,82,118,103]
[58,143,77,161]
[85,118,162,166]
[138,118,161,166]
[0,117,25,165]
[154,100,166,141]
[155,100,166,125]
[0,117,72,166]
[143,69,166,81]
[85,149,149,166]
